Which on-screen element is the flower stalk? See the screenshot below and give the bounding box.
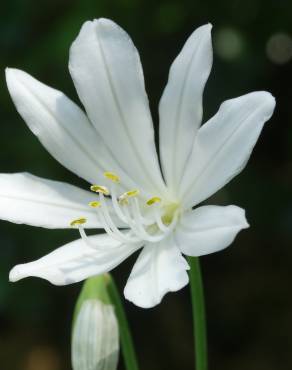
[187,257,208,370]
[107,277,140,370]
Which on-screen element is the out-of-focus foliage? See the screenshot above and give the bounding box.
[0,0,291,369]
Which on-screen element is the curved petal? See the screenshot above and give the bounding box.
[124,237,189,308]
[9,234,141,285]
[159,24,213,192]
[0,172,124,229]
[5,68,138,191]
[69,18,167,198]
[175,205,249,257]
[179,92,276,207]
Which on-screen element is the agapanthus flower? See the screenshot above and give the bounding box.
[3,19,275,308]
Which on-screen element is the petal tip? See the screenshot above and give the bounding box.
[243,218,250,229]
[5,67,14,82]
[5,67,21,78]
[123,284,161,309]
[238,208,250,229]
[5,68,27,89]
[256,91,276,111]
[207,22,213,30]
[92,18,118,30]
[199,22,213,33]
[124,292,158,309]
[260,91,276,121]
[9,265,24,282]
[266,92,276,107]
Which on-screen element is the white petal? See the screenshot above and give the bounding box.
[9,234,141,285]
[0,172,123,229]
[175,205,249,256]
[159,24,213,192]
[5,68,138,190]
[6,68,99,185]
[179,92,276,206]
[69,19,167,198]
[124,237,189,308]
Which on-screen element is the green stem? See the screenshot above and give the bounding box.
[187,257,208,370]
[107,277,140,370]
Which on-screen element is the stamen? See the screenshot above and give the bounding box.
[79,226,97,248]
[118,189,139,205]
[153,207,169,232]
[129,198,179,242]
[70,217,87,227]
[86,178,178,244]
[90,185,110,195]
[110,184,128,223]
[98,192,139,243]
[122,204,146,237]
[146,196,161,206]
[88,201,101,208]
[145,197,165,228]
[78,224,125,251]
[97,209,127,243]
[133,198,152,226]
[104,171,120,183]
[124,199,165,242]
[126,189,140,197]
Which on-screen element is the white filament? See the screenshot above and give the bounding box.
[82,178,179,248]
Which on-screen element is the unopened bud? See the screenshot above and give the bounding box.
[71,276,119,370]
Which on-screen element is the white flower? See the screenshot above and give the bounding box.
[3,19,275,308]
[72,299,119,370]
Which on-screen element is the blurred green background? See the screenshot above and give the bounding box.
[0,0,291,369]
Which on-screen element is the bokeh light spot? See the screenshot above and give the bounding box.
[24,346,61,370]
[266,33,292,65]
[214,28,244,61]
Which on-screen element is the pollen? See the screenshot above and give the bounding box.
[126,189,140,197]
[90,185,110,195]
[118,189,140,205]
[88,201,101,208]
[104,171,120,183]
[146,196,162,206]
[70,217,87,227]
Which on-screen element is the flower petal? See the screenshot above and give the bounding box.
[179,92,276,207]
[9,234,141,285]
[5,68,138,190]
[159,24,212,193]
[69,19,167,198]
[124,237,189,308]
[6,68,98,185]
[175,205,249,256]
[0,172,123,229]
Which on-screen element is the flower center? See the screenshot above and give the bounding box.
[70,172,180,248]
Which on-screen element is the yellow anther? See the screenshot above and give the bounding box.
[70,217,87,227]
[90,185,110,195]
[118,189,139,205]
[88,201,101,208]
[104,171,120,183]
[125,189,140,197]
[146,196,162,206]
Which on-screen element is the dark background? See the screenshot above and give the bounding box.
[0,0,291,369]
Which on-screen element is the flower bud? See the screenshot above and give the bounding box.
[71,275,119,370]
